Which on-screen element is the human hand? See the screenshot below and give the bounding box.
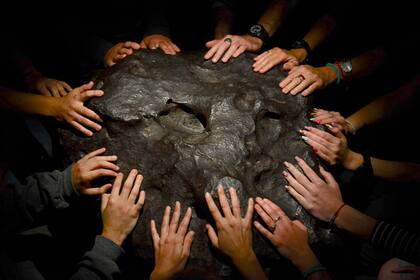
[54,81,103,137]
[204,35,262,63]
[299,126,360,170]
[205,185,254,263]
[101,169,145,246]
[253,47,300,73]
[150,202,194,280]
[253,197,319,272]
[72,147,119,195]
[104,41,141,67]
[279,65,337,96]
[310,108,355,134]
[31,75,72,97]
[140,34,180,55]
[282,157,343,222]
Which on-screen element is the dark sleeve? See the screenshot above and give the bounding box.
[0,165,76,236]
[369,221,420,265]
[141,1,170,37]
[70,236,124,280]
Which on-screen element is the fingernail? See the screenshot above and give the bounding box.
[282,171,289,177]
[310,117,316,122]
[284,185,289,190]
[325,124,333,129]
[301,135,309,142]
[298,129,305,135]
[295,156,302,161]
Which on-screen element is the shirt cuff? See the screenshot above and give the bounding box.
[62,164,78,202]
[93,235,125,262]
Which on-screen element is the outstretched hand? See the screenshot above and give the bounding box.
[104,41,141,67]
[140,34,180,55]
[150,202,194,280]
[204,35,262,63]
[72,147,119,195]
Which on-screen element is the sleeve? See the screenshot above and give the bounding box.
[69,236,124,280]
[0,165,77,237]
[369,221,420,265]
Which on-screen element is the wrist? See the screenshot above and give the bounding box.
[44,96,61,118]
[232,249,258,267]
[150,268,173,280]
[101,230,125,247]
[289,48,308,64]
[324,64,341,85]
[292,249,320,273]
[243,34,263,50]
[343,150,363,171]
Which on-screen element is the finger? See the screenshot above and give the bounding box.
[253,56,271,72]
[282,77,304,94]
[136,190,146,209]
[118,48,134,56]
[169,42,181,52]
[254,203,274,227]
[244,197,254,222]
[229,188,241,217]
[319,166,338,187]
[128,174,143,204]
[85,147,106,159]
[182,231,195,256]
[258,60,280,74]
[39,85,51,96]
[121,169,138,198]
[79,106,103,122]
[304,138,334,163]
[80,89,104,102]
[151,220,160,250]
[293,220,307,231]
[222,44,239,63]
[91,155,118,162]
[284,161,312,188]
[169,201,181,234]
[212,42,230,63]
[301,82,320,96]
[50,86,61,97]
[279,70,303,88]
[73,113,102,131]
[160,206,171,243]
[177,207,192,236]
[61,81,73,92]
[123,41,141,50]
[285,185,310,209]
[290,79,313,95]
[83,183,112,196]
[56,84,68,97]
[88,169,119,180]
[282,170,310,197]
[101,193,110,212]
[205,192,223,222]
[253,221,275,243]
[283,61,298,71]
[205,39,219,48]
[206,224,219,248]
[217,185,233,218]
[254,51,270,62]
[79,81,94,92]
[87,157,119,171]
[160,42,176,55]
[111,173,124,196]
[295,156,325,185]
[140,41,147,49]
[232,45,247,58]
[69,120,93,137]
[262,198,288,220]
[304,126,338,145]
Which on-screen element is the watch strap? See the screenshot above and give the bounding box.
[247,24,269,46]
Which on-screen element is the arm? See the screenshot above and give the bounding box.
[211,1,234,39]
[0,148,118,236]
[0,82,104,136]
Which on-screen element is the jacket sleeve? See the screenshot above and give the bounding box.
[70,236,124,280]
[0,165,76,236]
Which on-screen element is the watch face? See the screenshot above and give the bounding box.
[341,61,352,73]
[250,24,262,35]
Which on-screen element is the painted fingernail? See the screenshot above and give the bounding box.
[282,170,289,177]
[284,185,289,190]
[298,129,305,135]
[316,120,321,124]
[325,124,333,129]
[310,117,316,122]
[301,135,309,142]
[295,156,302,161]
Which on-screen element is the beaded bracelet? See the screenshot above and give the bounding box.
[302,264,327,279]
[326,63,342,85]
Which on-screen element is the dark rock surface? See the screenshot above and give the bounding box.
[59,50,335,278]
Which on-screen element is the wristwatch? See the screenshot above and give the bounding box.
[291,39,312,63]
[247,24,270,46]
[339,60,352,76]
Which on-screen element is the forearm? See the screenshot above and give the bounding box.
[303,14,336,51]
[346,76,420,131]
[334,205,377,239]
[213,6,233,39]
[233,252,267,280]
[347,48,388,80]
[0,86,58,117]
[371,158,420,183]
[258,0,290,36]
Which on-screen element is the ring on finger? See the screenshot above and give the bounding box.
[270,222,277,232]
[224,37,232,44]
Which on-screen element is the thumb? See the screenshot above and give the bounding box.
[205,224,219,248]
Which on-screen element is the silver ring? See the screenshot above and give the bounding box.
[270,222,277,232]
[273,216,281,223]
[224,37,232,44]
[295,75,304,83]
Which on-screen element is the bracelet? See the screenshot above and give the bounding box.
[328,203,346,229]
[326,63,342,85]
[302,264,327,279]
[345,119,356,135]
